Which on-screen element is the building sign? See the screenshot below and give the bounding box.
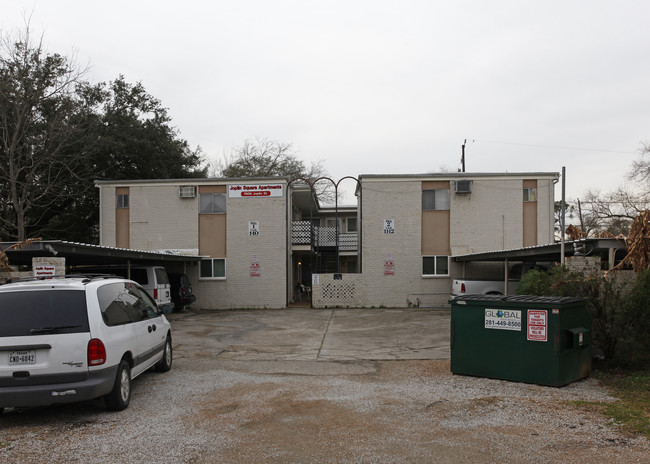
[383,219,395,234]
[33,265,56,277]
[527,310,548,341]
[249,221,260,236]
[229,183,284,198]
[484,309,521,331]
[384,253,395,275]
[250,255,260,277]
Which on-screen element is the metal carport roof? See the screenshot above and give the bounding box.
[1,240,202,267]
[452,238,626,265]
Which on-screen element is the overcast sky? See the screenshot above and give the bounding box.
[3,0,649,204]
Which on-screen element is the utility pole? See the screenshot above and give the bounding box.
[461,139,466,172]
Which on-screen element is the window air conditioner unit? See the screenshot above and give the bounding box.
[455,180,472,194]
[178,186,196,198]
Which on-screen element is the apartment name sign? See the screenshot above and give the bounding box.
[229,183,284,198]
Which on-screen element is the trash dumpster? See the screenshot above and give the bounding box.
[450,295,591,387]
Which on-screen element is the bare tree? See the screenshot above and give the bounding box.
[0,25,90,240]
[213,137,335,203]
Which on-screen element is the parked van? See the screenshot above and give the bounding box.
[73,266,174,313]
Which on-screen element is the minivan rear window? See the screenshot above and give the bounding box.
[0,290,90,337]
[154,268,169,285]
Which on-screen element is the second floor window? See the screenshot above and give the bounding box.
[422,189,450,211]
[523,188,537,202]
[200,193,226,214]
[116,194,129,209]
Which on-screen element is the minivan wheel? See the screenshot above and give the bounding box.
[105,360,131,411]
[155,336,172,372]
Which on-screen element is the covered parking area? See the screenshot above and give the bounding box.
[1,240,201,277]
[452,238,627,295]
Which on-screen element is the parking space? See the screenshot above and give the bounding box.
[167,307,451,361]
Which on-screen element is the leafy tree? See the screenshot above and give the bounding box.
[37,76,208,243]
[1,25,207,243]
[214,137,334,203]
[0,27,91,241]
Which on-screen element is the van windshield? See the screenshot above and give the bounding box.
[0,290,90,337]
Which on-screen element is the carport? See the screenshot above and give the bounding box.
[1,240,201,275]
[452,238,627,295]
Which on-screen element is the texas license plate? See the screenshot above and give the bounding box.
[9,350,36,365]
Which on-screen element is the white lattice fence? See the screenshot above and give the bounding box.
[312,273,366,308]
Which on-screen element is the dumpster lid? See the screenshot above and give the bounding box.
[451,294,586,305]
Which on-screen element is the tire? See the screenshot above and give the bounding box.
[105,360,131,411]
[155,336,172,372]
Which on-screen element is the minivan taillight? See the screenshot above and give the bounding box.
[88,339,107,366]
[154,288,158,300]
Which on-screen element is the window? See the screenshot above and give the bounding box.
[422,189,450,210]
[523,188,537,202]
[347,217,357,232]
[422,256,449,276]
[200,258,226,279]
[199,193,226,214]
[97,282,159,326]
[116,194,129,209]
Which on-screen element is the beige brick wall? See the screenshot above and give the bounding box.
[129,185,199,251]
[450,178,524,253]
[360,180,451,307]
[193,183,288,309]
[99,186,116,247]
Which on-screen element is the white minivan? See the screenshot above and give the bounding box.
[0,275,173,412]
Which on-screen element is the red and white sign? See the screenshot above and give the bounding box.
[33,265,56,277]
[250,256,261,277]
[527,310,548,342]
[229,183,284,198]
[384,260,395,276]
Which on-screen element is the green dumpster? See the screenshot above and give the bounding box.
[450,295,591,387]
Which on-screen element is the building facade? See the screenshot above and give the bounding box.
[96,172,558,309]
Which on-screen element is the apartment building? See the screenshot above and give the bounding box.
[96,171,558,309]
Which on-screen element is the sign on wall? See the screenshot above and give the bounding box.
[229,183,284,198]
[250,255,260,277]
[383,219,395,234]
[33,265,56,277]
[384,253,395,275]
[249,221,260,236]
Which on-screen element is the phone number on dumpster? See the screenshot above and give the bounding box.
[484,309,522,331]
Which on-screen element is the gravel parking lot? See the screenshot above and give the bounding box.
[1,308,648,463]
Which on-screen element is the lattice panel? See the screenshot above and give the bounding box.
[322,281,356,302]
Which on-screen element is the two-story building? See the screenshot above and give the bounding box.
[96,171,558,308]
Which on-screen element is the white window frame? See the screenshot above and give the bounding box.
[422,255,449,277]
[523,188,537,202]
[422,189,450,211]
[199,193,226,214]
[199,258,226,280]
[116,194,129,209]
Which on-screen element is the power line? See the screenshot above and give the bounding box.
[473,139,637,155]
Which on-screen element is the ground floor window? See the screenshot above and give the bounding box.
[200,258,226,279]
[422,256,449,276]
